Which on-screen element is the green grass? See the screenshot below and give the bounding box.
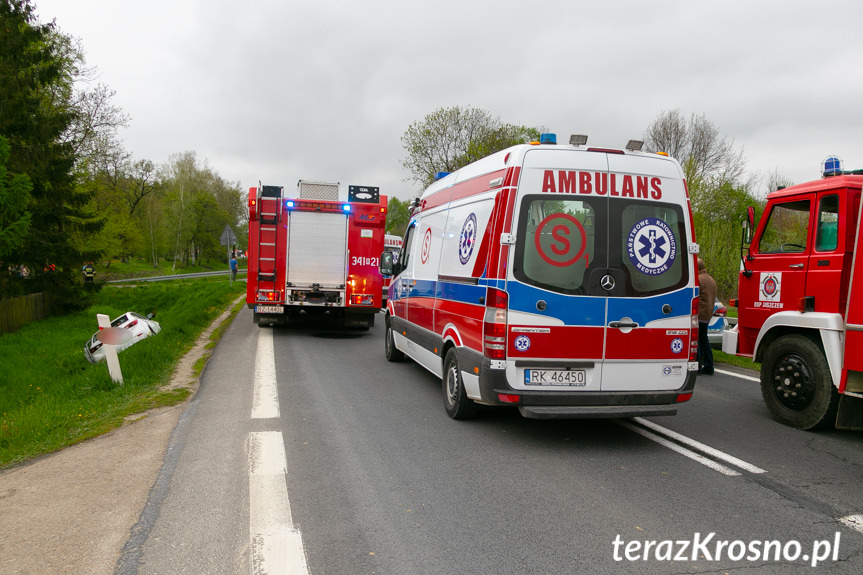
[715,349,760,372]
[0,277,244,468]
[94,257,246,281]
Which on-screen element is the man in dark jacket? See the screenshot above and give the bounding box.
[697,258,717,375]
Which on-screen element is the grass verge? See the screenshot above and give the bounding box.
[0,277,244,469]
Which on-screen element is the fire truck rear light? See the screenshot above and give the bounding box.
[498,394,520,404]
[350,294,374,306]
[798,296,815,313]
[676,393,693,403]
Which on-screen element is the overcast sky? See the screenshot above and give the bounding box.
[33,0,863,202]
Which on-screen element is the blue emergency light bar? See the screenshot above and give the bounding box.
[343,204,351,212]
[285,200,295,208]
[540,133,557,144]
[823,156,843,177]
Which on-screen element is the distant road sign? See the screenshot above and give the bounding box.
[220,225,237,246]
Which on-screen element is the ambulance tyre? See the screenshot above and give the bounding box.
[385,316,404,362]
[760,334,838,430]
[443,348,478,420]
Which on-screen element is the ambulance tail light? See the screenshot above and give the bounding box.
[483,288,508,360]
[690,296,699,362]
[676,393,693,403]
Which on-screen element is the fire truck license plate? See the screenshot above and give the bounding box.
[256,305,282,314]
[525,369,587,386]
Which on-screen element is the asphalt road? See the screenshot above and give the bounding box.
[120,306,863,574]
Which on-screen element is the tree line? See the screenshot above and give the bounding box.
[0,0,244,309]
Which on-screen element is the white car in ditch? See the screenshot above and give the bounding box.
[84,312,161,364]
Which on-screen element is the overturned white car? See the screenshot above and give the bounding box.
[84,312,161,364]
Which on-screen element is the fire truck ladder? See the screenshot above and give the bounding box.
[257,186,283,294]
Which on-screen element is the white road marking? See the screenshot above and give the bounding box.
[249,431,309,575]
[839,515,863,534]
[252,328,280,419]
[616,420,742,476]
[715,367,760,382]
[633,417,767,474]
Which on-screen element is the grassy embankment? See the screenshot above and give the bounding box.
[0,277,245,469]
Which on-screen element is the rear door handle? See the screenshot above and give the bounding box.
[789,263,804,269]
[609,321,639,329]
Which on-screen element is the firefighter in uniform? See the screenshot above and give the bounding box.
[82,262,95,283]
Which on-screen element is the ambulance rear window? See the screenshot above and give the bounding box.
[515,198,598,295]
[514,197,688,297]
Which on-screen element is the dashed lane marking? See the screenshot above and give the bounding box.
[249,431,308,575]
[252,328,279,419]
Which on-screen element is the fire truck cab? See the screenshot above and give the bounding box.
[723,157,863,430]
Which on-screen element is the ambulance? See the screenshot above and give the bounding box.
[380,133,700,419]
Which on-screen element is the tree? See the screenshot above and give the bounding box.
[401,106,543,190]
[0,135,32,259]
[643,109,745,191]
[385,197,411,237]
[0,0,102,305]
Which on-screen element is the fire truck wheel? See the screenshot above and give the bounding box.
[385,316,404,362]
[760,334,839,430]
[443,348,478,420]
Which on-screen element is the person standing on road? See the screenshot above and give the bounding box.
[230,255,238,280]
[697,257,717,375]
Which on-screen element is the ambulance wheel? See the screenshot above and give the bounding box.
[443,348,478,420]
[760,334,838,430]
[385,316,404,362]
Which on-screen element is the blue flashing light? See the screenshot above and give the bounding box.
[434,172,450,181]
[342,204,351,212]
[823,156,843,177]
[540,133,557,145]
[285,200,295,208]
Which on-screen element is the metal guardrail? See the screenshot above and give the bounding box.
[108,270,247,283]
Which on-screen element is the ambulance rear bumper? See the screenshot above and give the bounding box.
[476,355,697,420]
[518,404,679,420]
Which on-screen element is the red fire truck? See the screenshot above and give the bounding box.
[723,157,863,430]
[246,180,387,328]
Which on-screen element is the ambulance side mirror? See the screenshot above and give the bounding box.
[380,251,395,277]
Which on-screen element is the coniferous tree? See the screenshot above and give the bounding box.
[0,0,102,304]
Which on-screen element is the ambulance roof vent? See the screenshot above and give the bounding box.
[823,155,842,177]
[540,133,557,145]
[626,140,644,152]
[569,134,588,146]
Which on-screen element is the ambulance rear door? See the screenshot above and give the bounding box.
[509,149,693,393]
[601,153,693,391]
